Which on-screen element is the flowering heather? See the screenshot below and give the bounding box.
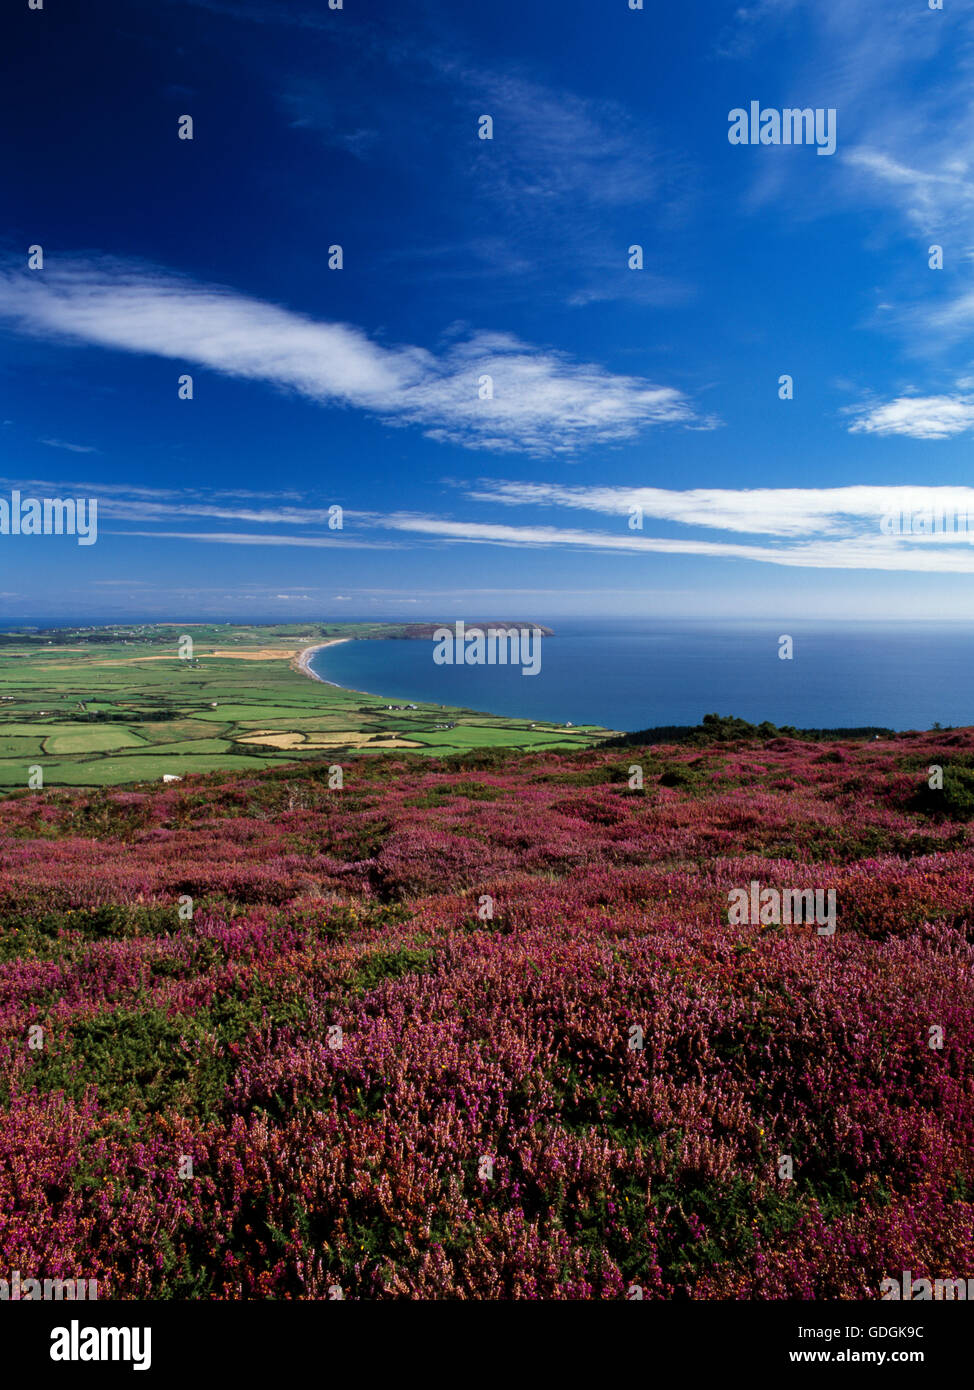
[0,729,972,1298]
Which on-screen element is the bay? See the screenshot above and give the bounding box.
[308,619,974,733]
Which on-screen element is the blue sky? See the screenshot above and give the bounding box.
[2,0,974,624]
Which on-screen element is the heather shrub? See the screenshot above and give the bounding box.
[0,729,972,1297]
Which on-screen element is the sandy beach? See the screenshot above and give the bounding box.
[293,638,351,683]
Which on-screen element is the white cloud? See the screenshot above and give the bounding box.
[716,0,974,364]
[0,260,701,454]
[100,500,343,524]
[917,290,974,342]
[79,476,974,573]
[462,70,659,211]
[39,438,98,454]
[376,512,974,573]
[462,480,974,534]
[846,395,974,439]
[843,149,974,220]
[115,530,393,549]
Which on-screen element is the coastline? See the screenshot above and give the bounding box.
[290,636,520,713]
[292,638,351,684]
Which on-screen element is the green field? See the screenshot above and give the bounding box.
[43,728,148,753]
[0,622,613,790]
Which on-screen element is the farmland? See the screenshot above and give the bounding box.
[0,623,609,789]
[0,726,971,1297]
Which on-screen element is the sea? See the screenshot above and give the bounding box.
[308,619,974,734]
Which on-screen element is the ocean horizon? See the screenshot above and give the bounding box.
[308,619,974,733]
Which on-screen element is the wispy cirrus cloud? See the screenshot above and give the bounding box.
[401,480,974,571]
[0,476,309,510]
[461,480,974,534]
[718,0,974,371]
[457,69,660,213]
[42,473,974,572]
[102,501,343,525]
[371,512,974,573]
[39,438,99,454]
[718,0,966,227]
[176,3,694,310]
[843,149,974,233]
[845,394,974,439]
[0,260,703,454]
[713,0,802,60]
[462,479,974,535]
[117,530,394,549]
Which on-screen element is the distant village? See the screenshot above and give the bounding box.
[383,702,457,730]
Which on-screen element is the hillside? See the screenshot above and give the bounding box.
[1,729,972,1297]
